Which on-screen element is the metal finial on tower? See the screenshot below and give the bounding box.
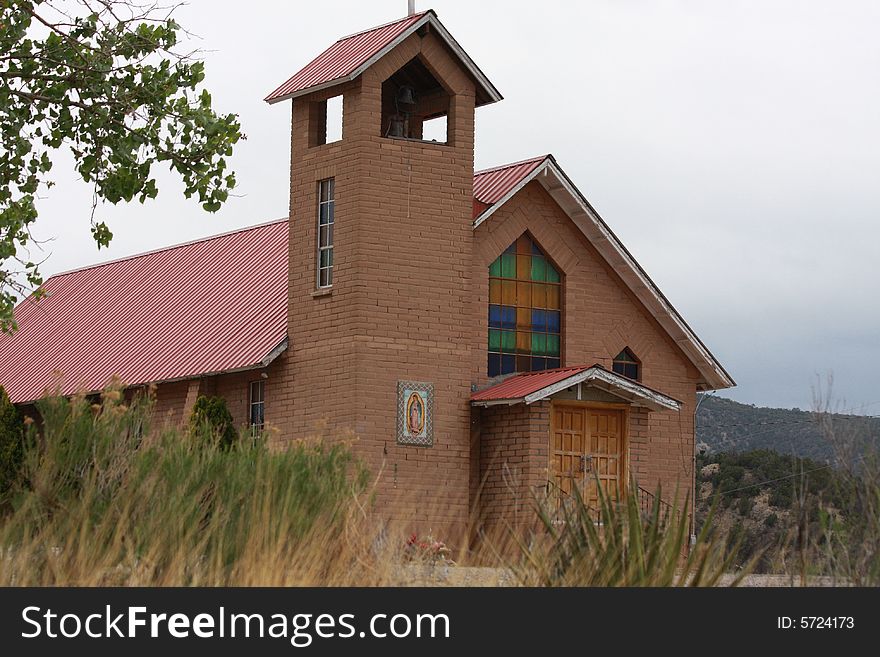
[408,0,416,16]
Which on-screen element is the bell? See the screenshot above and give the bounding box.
[396,86,416,106]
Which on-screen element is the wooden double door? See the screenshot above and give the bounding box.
[550,403,627,511]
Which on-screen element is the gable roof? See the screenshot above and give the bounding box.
[0,220,289,405]
[473,154,734,392]
[264,10,502,106]
[470,365,682,412]
[473,156,547,216]
[0,157,732,405]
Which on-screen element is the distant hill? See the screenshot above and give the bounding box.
[694,449,850,573]
[696,395,880,463]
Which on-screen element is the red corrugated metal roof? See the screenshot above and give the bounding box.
[0,220,289,404]
[471,366,590,403]
[265,12,428,103]
[473,156,547,212]
[0,157,561,405]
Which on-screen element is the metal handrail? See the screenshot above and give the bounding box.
[636,485,678,522]
[539,479,601,524]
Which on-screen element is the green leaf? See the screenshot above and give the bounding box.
[91,222,113,249]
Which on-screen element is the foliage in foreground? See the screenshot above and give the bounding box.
[0,391,374,585]
[0,386,23,507]
[516,483,749,587]
[0,0,243,330]
[4,386,878,586]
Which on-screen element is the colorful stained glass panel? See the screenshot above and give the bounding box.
[487,234,562,376]
[489,279,502,304]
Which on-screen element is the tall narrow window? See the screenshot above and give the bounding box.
[249,380,265,432]
[488,234,562,377]
[317,178,335,288]
[612,348,640,381]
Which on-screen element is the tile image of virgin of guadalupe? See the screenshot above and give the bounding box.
[406,391,426,437]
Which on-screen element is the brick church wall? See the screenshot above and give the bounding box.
[273,30,481,539]
[472,182,700,506]
[477,401,551,534]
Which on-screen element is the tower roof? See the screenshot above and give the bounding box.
[264,10,502,106]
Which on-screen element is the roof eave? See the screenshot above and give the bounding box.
[471,397,525,408]
[423,12,503,106]
[522,367,682,411]
[473,157,735,392]
[12,337,290,407]
[264,76,354,105]
[471,367,682,412]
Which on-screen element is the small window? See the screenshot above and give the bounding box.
[325,95,343,143]
[249,380,265,432]
[309,94,343,147]
[317,178,335,288]
[612,348,640,381]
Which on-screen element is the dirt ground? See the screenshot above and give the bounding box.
[395,566,845,587]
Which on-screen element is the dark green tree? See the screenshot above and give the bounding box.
[189,395,237,449]
[0,0,243,330]
[0,386,23,503]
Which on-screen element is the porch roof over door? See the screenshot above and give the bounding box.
[470,365,682,412]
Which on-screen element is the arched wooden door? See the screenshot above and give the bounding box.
[550,403,627,513]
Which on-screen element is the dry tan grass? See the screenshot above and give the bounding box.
[8,389,875,587]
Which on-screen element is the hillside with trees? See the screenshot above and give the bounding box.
[696,395,880,463]
[694,397,880,577]
[695,449,848,573]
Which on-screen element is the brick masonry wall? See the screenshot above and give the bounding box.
[273,31,480,539]
[151,380,191,431]
[477,401,550,533]
[472,181,701,508]
[149,356,285,436]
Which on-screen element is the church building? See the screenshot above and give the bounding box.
[0,9,733,538]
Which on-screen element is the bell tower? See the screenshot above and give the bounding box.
[265,10,502,534]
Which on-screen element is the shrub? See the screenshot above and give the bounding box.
[517,480,752,587]
[0,386,23,506]
[1,392,371,585]
[189,395,237,449]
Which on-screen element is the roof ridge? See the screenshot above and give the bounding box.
[475,155,550,176]
[42,155,544,284]
[44,217,288,282]
[338,10,431,41]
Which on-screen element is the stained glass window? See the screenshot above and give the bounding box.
[612,348,640,381]
[488,234,562,377]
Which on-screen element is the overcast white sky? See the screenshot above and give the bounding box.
[24,0,880,412]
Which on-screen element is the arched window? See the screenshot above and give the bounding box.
[488,234,562,377]
[612,348,640,380]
